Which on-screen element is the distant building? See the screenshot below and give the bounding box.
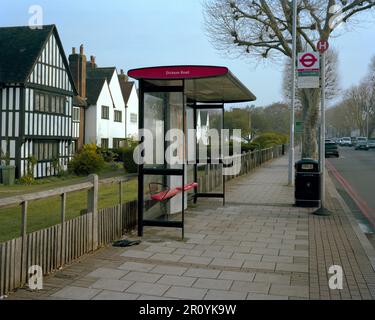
[69,45,88,152]
[0,25,78,178]
[118,70,138,139]
[82,57,127,149]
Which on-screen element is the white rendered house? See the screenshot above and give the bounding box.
[85,64,126,149]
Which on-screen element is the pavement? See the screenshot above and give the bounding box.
[6,155,375,300]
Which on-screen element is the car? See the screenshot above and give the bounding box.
[354,137,369,150]
[340,137,352,146]
[368,139,375,148]
[325,139,339,157]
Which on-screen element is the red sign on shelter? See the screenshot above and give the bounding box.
[128,66,229,80]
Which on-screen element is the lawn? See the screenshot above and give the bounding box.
[0,169,138,243]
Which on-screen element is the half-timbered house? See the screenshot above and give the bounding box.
[0,25,77,178]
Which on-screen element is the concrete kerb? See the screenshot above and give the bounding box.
[326,172,375,272]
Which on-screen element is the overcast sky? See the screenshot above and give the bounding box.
[2,0,375,107]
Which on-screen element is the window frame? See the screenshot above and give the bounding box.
[101,138,109,149]
[101,105,110,120]
[33,141,60,162]
[130,112,138,123]
[114,110,122,123]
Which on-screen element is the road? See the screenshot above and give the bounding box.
[327,146,375,232]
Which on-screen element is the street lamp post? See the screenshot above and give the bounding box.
[288,0,297,186]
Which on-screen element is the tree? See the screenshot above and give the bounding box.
[204,0,375,159]
[223,107,253,141]
[363,55,375,137]
[326,54,375,138]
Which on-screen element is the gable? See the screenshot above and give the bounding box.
[0,25,53,83]
[27,32,73,93]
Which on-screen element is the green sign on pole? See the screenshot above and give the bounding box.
[295,121,303,133]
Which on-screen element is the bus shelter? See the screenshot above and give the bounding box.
[128,66,256,238]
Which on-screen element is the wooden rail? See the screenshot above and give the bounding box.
[0,173,137,297]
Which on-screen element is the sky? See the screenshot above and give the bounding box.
[2,0,375,107]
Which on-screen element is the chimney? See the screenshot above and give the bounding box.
[118,69,128,82]
[90,55,96,69]
[69,44,86,98]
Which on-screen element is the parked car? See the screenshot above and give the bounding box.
[368,138,375,148]
[355,137,369,150]
[340,137,352,146]
[325,139,339,157]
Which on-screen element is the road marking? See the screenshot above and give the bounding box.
[326,160,375,228]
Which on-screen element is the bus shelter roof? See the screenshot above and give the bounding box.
[128,65,256,103]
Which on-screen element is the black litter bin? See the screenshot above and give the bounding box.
[295,159,320,207]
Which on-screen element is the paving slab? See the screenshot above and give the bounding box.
[92,290,139,300]
[164,286,207,300]
[51,286,101,300]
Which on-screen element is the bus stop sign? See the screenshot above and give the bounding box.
[317,40,329,54]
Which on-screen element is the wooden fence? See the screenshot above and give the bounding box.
[0,145,285,297]
[0,175,137,297]
[197,145,285,193]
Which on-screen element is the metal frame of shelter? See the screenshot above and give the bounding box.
[128,66,256,239]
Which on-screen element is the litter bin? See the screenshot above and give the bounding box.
[295,159,320,207]
[1,165,16,185]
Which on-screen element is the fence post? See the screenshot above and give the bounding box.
[20,201,28,284]
[119,180,123,206]
[88,174,99,251]
[60,193,66,266]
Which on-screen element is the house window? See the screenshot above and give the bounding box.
[33,141,59,161]
[101,138,109,149]
[34,92,66,114]
[101,106,109,119]
[73,107,80,121]
[130,113,137,123]
[113,138,125,149]
[114,110,122,122]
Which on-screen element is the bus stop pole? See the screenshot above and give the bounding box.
[320,52,326,208]
[288,0,297,186]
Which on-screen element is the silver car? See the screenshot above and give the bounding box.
[355,137,369,150]
[368,139,375,148]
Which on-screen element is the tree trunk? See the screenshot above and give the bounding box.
[300,88,320,160]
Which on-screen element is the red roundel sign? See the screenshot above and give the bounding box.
[299,53,318,68]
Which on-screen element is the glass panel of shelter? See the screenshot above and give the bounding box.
[140,86,186,236]
[139,83,226,238]
[193,105,225,204]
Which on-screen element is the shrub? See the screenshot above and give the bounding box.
[18,175,35,185]
[241,142,259,153]
[97,147,117,162]
[68,144,105,175]
[252,132,288,149]
[123,147,137,173]
[114,146,137,173]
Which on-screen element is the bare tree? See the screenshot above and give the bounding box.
[364,55,375,136]
[203,0,375,159]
